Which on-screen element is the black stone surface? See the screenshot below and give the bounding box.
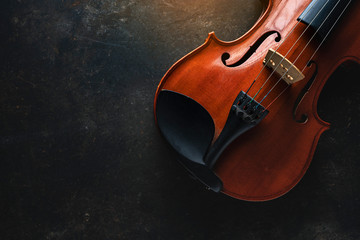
[0,0,359,239]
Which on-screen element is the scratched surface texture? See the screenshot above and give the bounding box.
[0,0,359,239]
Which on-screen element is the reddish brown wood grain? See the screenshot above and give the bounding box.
[154,0,360,201]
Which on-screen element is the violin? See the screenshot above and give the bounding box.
[154,0,360,201]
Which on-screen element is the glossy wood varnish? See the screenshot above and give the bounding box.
[154,0,360,201]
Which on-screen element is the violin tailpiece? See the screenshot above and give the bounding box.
[204,91,269,168]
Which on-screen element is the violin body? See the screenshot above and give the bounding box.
[154,0,360,201]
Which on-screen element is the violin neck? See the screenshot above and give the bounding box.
[298,0,353,40]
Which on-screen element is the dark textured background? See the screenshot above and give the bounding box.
[1,0,359,239]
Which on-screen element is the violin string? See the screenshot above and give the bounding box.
[264,85,289,109]
[257,0,341,106]
[245,0,322,96]
[250,0,332,105]
[265,0,352,110]
[299,0,352,73]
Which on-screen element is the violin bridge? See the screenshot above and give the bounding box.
[263,48,305,85]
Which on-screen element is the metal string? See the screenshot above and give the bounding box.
[265,0,353,110]
[258,0,341,105]
[245,0,322,96]
[299,0,352,73]
[250,0,332,105]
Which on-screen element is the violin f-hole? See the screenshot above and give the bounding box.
[293,60,318,123]
[221,31,281,67]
